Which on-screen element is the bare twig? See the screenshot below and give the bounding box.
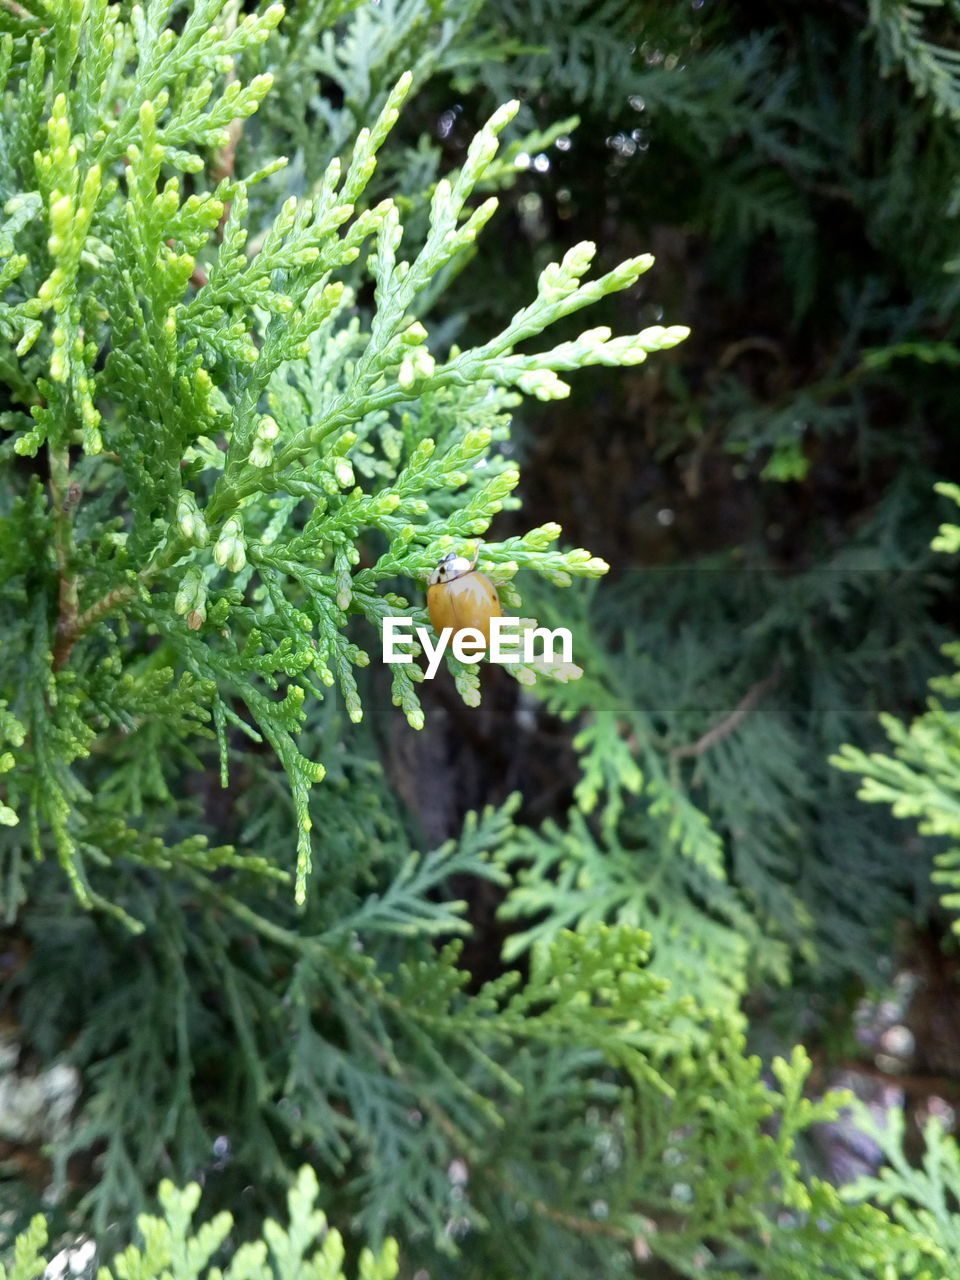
[52,582,141,671]
[717,336,786,370]
[670,664,781,761]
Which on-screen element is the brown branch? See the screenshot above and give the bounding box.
[212,116,244,189]
[507,1191,639,1243]
[717,336,786,370]
[75,585,136,636]
[53,585,138,671]
[670,664,781,761]
[0,0,32,19]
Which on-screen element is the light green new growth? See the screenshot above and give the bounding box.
[0,1167,401,1280]
[0,0,688,906]
[843,1106,960,1277]
[833,482,960,933]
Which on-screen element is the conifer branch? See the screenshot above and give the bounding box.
[48,444,80,672]
[7,4,951,1270]
[211,0,242,239]
[74,585,137,636]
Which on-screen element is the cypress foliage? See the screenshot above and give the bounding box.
[5,3,960,1279]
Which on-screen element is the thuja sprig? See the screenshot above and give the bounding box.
[0,0,688,908]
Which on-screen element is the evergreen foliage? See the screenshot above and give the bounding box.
[844,1106,960,1277]
[868,0,960,121]
[0,0,685,913]
[4,1,960,1278]
[834,483,960,934]
[500,489,945,1014]
[3,1167,402,1280]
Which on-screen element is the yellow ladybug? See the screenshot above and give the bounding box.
[426,551,502,645]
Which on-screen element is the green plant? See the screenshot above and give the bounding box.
[2,1167,401,1280]
[843,1106,960,1279]
[6,1,960,1276]
[833,482,960,933]
[0,0,689,915]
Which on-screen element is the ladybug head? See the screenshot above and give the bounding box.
[428,551,475,585]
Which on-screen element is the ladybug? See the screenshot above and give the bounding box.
[426,551,502,644]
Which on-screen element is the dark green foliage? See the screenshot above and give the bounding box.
[834,484,960,935]
[502,487,946,1008]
